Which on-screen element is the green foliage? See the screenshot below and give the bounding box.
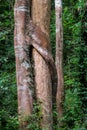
[0,110,19,130]
[0,0,18,130]
[25,102,42,130]
[63,0,87,129]
[63,89,82,129]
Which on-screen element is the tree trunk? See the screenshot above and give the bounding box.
[55,0,64,126]
[32,0,53,129]
[14,0,33,129]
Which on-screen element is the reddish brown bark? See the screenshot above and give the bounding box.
[32,0,53,129]
[14,0,33,129]
[55,0,64,126]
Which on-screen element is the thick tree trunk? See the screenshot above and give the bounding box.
[14,0,33,129]
[55,0,64,126]
[32,0,53,129]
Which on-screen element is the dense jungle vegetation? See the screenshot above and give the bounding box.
[0,0,87,129]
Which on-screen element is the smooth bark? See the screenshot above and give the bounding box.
[55,0,64,126]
